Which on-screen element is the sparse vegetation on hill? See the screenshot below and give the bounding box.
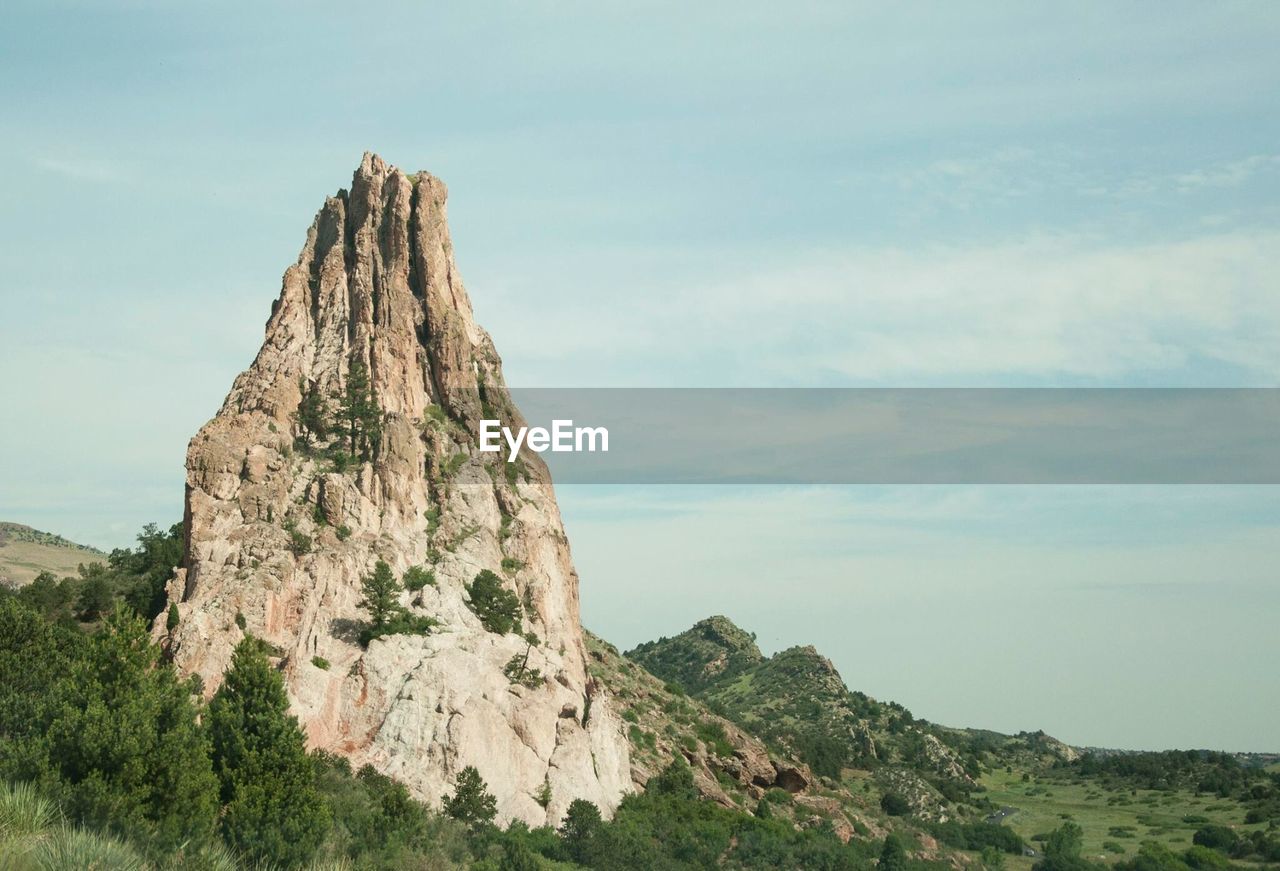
[0,521,105,588]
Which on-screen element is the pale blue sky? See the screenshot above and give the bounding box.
[1,2,1278,750]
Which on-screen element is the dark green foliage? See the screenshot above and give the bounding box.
[465,569,522,635]
[402,564,435,591]
[295,377,330,445]
[75,568,115,621]
[208,637,329,868]
[1068,750,1265,797]
[357,560,437,646]
[312,655,330,670]
[165,602,180,632]
[336,523,353,541]
[930,821,1026,854]
[311,752,473,868]
[10,522,184,625]
[442,765,497,828]
[694,720,734,757]
[359,560,400,630]
[504,652,542,688]
[880,833,909,871]
[114,522,184,621]
[0,599,219,854]
[338,357,382,461]
[1191,825,1238,851]
[628,615,764,694]
[559,798,603,864]
[1033,822,1102,871]
[282,519,311,556]
[360,610,438,646]
[881,791,910,816]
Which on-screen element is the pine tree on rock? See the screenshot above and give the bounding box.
[337,358,381,461]
[359,560,401,630]
[208,637,329,869]
[295,378,330,446]
[442,765,497,828]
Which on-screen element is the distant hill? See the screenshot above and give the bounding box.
[0,521,104,587]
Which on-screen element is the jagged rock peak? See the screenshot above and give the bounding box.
[159,153,631,827]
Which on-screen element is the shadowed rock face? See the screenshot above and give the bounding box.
[158,152,631,825]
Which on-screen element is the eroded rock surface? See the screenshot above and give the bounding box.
[158,153,631,825]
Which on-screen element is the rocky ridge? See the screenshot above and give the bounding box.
[157,153,631,826]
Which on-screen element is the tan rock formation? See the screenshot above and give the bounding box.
[157,153,631,825]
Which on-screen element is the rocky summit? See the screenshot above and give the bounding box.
[156,153,631,826]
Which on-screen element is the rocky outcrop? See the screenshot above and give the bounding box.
[157,153,631,825]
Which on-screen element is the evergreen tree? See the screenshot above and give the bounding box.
[45,611,220,852]
[338,358,381,460]
[464,569,522,635]
[358,560,401,630]
[559,798,603,864]
[165,602,180,632]
[880,833,908,871]
[442,765,496,828]
[296,378,330,445]
[75,567,114,621]
[208,637,329,868]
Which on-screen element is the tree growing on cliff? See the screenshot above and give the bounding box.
[359,560,401,630]
[207,637,328,868]
[338,358,381,461]
[295,378,330,446]
[442,765,497,828]
[465,569,522,635]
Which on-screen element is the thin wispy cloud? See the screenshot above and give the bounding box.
[32,155,132,184]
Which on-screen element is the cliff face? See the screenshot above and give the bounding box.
[159,153,631,825]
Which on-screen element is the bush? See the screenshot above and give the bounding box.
[336,524,352,541]
[880,792,910,816]
[312,656,330,670]
[1193,825,1239,851]
[403,565,435,592]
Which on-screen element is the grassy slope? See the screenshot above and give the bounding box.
[982,768,1270,870]
[0,522,104,587]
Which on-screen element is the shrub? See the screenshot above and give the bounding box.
[312,656,330,670]
[503,653,542,689]
[1193,825,1239,851]
[403,565,435,592]
[336,524,352,541]
[880,792,910,816]
[282,519,311,556]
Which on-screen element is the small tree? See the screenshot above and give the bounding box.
[76,569,114,622]
[560,798,603,864]
[465,569,522,635]
[295,378,329,445]
[880,833,908,871]
[165,602,180,632]
[442,765,497,828]
[358,560,401,630]
[338,358,381,461]
[208,637,329,868]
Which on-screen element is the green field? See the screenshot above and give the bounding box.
[981,768,1267,869]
